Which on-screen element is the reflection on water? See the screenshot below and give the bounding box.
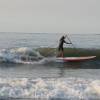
[0,59,100,79]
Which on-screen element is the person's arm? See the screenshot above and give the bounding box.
[64,40,72,44]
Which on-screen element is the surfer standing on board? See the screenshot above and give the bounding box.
[58,35,72,57]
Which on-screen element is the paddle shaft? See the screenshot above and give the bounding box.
[66,34,79,54]
[66,34,76,48]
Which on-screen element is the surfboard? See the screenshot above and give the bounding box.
[56,56,96,62]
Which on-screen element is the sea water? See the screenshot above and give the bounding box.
[0,32,100,99]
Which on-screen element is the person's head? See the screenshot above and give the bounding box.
[60,35,65,40]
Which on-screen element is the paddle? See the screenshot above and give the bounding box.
[65,34,76,49]
[65,33,79,55]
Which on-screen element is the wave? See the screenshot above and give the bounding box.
[0,47,44,64]
[38,48,100,58]
[0,77,100,99]
[0,47,100,64]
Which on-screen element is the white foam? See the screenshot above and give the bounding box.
[0,47,43,64]
[0,47,61,64]
[0,77,100,99]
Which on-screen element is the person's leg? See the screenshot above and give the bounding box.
[61,47,64,57]
[57,46,64,57]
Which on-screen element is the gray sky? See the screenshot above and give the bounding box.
[0,0,99,33]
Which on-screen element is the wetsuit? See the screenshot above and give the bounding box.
[58,36,67,52]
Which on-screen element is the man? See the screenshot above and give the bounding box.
[58,35,72,57]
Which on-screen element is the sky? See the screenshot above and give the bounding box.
[0,0,99,33]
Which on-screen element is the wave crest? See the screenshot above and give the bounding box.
[0,47,43,64]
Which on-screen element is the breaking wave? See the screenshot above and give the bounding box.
[0,47,45,64]
[0,47,99,64]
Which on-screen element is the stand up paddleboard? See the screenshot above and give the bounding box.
[56,56,96,62]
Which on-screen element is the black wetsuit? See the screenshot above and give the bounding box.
[58,36,67,51]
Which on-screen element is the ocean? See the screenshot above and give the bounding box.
[0,32,100,100]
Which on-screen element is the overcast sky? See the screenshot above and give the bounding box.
[0,0,99,33]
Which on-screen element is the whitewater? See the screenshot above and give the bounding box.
[0,78,100,100]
